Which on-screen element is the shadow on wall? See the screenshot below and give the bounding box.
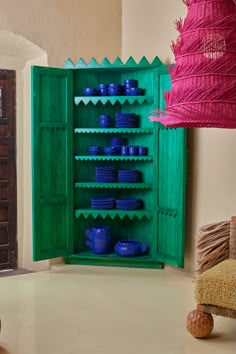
[0,30,50,272]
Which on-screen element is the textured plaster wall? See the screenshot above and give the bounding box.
[0,0,122,67]
[122,0,236,273]
[0,0,122,270]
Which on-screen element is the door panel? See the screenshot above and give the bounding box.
[0,70,17,270]
[31,66,73,261]
[155,72,187,268]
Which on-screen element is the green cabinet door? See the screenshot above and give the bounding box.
[31,66,73,261]
[155,72,187,268]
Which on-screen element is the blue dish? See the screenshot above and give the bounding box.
[104,146,119,155]
[111,137,126,147]
[92,197,115,202]
[115,112,135,117]
[97,83,108,89]
[98,115,111,128]
[125,87,142,96]
[83,87,97,96]
[89,146,102,155]
[96,167,114,171]
[129,146,138,156]
[138,146,148,156]
[98,88,109,96]
[124,79,138,87]
[108,83,122,89]
[114,240,148,257]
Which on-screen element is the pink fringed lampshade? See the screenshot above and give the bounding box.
[150,0,236,128]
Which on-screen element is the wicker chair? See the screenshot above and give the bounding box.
[187,216,236,338]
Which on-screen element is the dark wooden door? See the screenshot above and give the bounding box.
[0,69,17,270]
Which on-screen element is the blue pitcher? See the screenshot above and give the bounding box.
[85,226,111,255]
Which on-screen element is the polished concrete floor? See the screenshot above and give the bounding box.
[0,265,235,354]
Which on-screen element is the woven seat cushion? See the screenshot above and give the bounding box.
[195,259,236,311]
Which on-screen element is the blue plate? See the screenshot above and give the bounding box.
[96,167,114,171]
[117,198,142,202]
[92,197,115,201]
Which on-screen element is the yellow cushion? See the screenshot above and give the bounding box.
[195,259,236,311]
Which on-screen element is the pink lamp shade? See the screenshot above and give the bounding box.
[150,0,236,128]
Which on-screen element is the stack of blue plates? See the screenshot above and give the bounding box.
[91,198,116,210]
[116,198,143,210]
[118,170,141,183]
[115,113,138,128]
[96,166,117,183]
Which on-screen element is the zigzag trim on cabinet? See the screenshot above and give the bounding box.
[63,56,163,69]
[74,209,153,220]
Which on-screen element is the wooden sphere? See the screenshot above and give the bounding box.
[186,310,214,338]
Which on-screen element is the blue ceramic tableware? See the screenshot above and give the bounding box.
[97,83,108,89]
[83,87,97,96]
[104,146,119,155]
[125,87,142,96]
[129,146,138,156]
[98,115,111,128]
[89,146,102,156]
[121,146,129,156]
[98,88,109,96]
[138,146,148,156]
[111,137,126,147]
[85,226,111,254]
[124,79,138,87]
[114,240,148,257]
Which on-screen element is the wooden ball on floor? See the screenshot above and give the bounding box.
[186,310,214,338]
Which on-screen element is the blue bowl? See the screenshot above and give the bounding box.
[121,146,129,156]
[98,115,111,128]
[98,89,109,96]
[89,146,102,155]
[104,146,118,156]
[83,87,97,96]
[108,89,122,96]
[114,240,148,257]
[97,83,108,89]
[125,87,142,96]
[124,79,138,87]
[108,83,122,89]
[111,137,126,147]
[129,146,138,156]
[138,146,148,156]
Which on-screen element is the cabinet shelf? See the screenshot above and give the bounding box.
[74,209,153,220]
[74,182,152,189]
[66,252,163,269]
[74,155,154,162]
[74,128,153,134]
[74,96,153,106]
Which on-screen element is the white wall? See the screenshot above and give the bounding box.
[0,0,122,271]
[0,0,122,67]
[122,0,236,273]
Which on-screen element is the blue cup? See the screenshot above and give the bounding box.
[138,146,148,156]
[85,226,111,254]
[129,146,138,156]
[121,146,129,156]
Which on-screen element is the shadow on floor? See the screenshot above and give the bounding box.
[0,269,33,278]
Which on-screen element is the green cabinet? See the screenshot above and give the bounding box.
[31,57,187,269]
